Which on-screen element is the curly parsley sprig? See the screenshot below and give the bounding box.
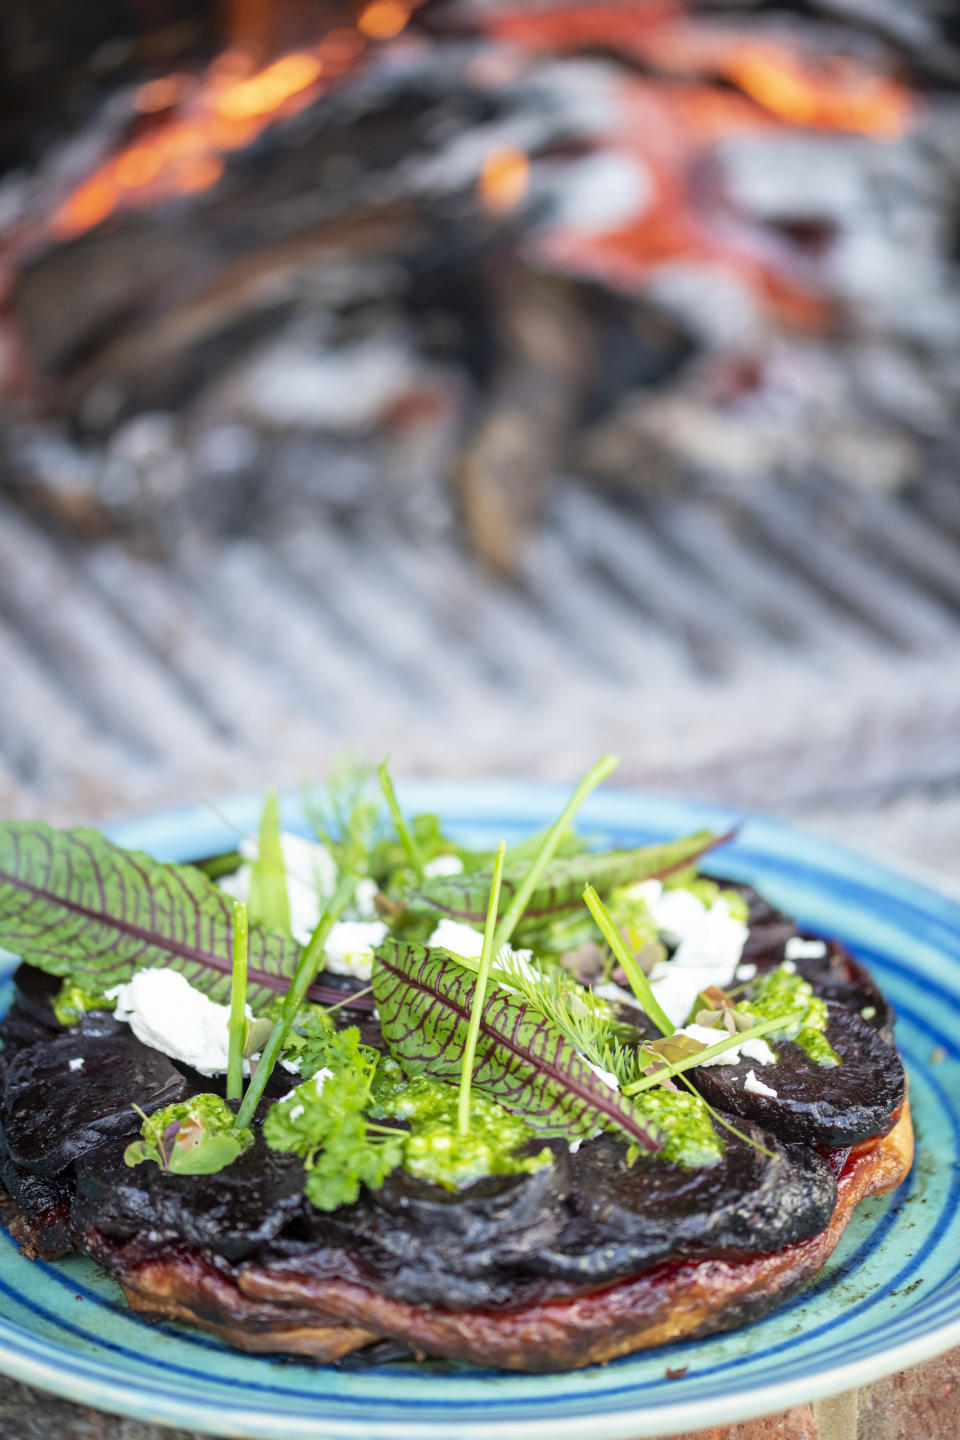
[263,1025,405,1211]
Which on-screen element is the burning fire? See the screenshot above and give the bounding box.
[486,3,911,139]
[478,149,531,214]
[52,7,418,241]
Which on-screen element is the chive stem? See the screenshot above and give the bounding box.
[227,901,248,1103]
[378,758,424,879]
[582,883,674,1037]
[458,841,506,1136]
[493,754,617,952]
[235,872,356,1129]
[623,1008,807,1095]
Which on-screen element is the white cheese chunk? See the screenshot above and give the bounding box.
[354,877,379,918]
[68,1056,84,1072]
[423,854,464,878]
[219,831,339,945]
[427,919,539,986]
[583,1059,620,1091]
[322,920,388,980]
[675,1025,777,1069]
[744,1069,779,1099]
[428,918,485,957]
[108,968,252,1077]
[735,963,757,982]
[741,1037,777,1066]
[638,886,748,1027]
[289,1104,305,1122]
[313,1067,334,1096]
[785,937,827,961]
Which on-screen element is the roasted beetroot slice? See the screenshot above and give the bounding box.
[0,1032,189,1176]
[688,1005,905,1147]
[789,944,895,1043]
[521,1124,836,1285]
[73,1133,308,1262]
[300,1148,574,1309]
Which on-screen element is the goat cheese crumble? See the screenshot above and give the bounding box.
[423,854,464,878]
[108,968,253,1076]
[427,919,540,985]
[625,880,748,1027]
[785,937,827,961]
[584,1059,620,1091]
[220,831,338,945]
[322,920,388,980]
[68,1056,84,1072]
[678,1024,776,1068]
[744,1069,779,1099]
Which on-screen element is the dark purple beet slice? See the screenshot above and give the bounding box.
[305,1146,573,1308]
[789,943,895,1043]
[687,1004,904,1147]
[0,1032,189,1176]
[0,1130,75,1254]
[522,1124,836,1285]
[72,1132,308,1262]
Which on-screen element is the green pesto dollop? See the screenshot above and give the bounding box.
[738,966,840,1067]
[372,1066,552,1190]
[53,979,112,1027]
[633,1088,723,1168]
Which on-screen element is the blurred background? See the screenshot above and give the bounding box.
[1,0,959,875]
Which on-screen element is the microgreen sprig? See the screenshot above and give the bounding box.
[235,872,356,1129]
[378,758,425,879]
[458,840,506,1136]
[227,901,248,1103]
[493,754,618,953]
[623,1009,807,1096]
[248,790,291,936]
[582,882,673,1037]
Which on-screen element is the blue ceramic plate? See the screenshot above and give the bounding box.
[0,783,958,1439]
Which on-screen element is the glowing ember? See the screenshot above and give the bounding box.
[358,2,410,41]
[724,45,909,137]
[485,3,911,139]
[49,5,421,242]
[478,149,530,214]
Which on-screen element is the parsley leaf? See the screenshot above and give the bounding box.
[263,1024,405,1211]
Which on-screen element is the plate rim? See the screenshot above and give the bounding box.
[1,780,958,1439]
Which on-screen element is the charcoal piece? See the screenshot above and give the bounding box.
[688,1004,905,1147]
[522,1126,836,1285]
[72,1133,307,1262]
[0,1032,189,1176]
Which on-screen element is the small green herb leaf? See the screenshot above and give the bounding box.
[247,791,291,936]
[263,1027,405,1211]
[124,1095,252,1175]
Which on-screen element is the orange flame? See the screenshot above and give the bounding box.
[722,44,909,137]
[485,3,911,139]
[51,6,423,242]
[478,149,531,214]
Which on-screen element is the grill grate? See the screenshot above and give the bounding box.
[2,478,960,831]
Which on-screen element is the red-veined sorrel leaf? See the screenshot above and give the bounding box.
[402,829,736,926]
[372,939,662,1152]
[0,822,372,1013]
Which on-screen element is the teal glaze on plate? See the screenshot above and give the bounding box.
[0,784,957,1440]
